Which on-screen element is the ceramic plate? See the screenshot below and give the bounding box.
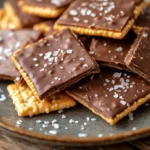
[1,0,150,147]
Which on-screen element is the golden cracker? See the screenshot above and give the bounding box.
[33,22,54,35]
[7,84,76,117]
[12,39,49,100]
[4,2,22,29]
[66,91,150,125]
[133,25,144,34]
[19,0,65,18]
[54,2,146,39]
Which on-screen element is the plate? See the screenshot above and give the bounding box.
[1,81,150,146]
[1,0,150,147]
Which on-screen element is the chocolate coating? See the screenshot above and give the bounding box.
[0,29,42,80]
[135,4,150,28]
[56,0,142,32]
[125,28,150,83]
[15,29,100,99]
[8,0,45,28]
[90,31,136,71]
[68,69,150,119]
[24,0,73,9]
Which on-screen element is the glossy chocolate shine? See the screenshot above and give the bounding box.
[15,29,99,99]
[135,4,150,28]
[8,0,44,27]
[90,31,136,70]
[68,70,150,119]
[56,0,142,32]
[24,0,73,9]
[0,29,42,80]
[125,28,150,82]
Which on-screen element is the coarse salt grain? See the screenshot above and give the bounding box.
[78,133,87,137]
[36,120,42,123]
[49,130,57,135]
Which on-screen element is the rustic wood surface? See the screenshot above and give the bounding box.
[1,128,150,150]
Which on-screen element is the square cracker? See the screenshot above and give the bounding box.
[4,0,44,29]
[7,84,76,117]
[55,0,146,39]
[67,69,150,125]
[12,29,99,99]
[18,0,73,18]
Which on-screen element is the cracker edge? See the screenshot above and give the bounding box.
[33,22,53,34]
[7,84,76,117]
[18,0,65,18]
[66,90,150,125]
[54,1,146,39]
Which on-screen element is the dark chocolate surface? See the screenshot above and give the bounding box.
[15,29,99,99]
[0,29,42,80]
[24,0,73,9]
[125,28,150,82]
[90,31,136,70]
[135,4,150,28]
[8,0,44,28]
[68,69,150,119]
[56,0,142,32]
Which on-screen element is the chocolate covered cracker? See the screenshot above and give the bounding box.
[67,69,150,125]
[12,29,100,99]
[125,28,150,83]
[0,29,42,80]
[19,0,73,18]
[90,31,136,71]
[134,3,150,33]
[5,0,44,29]
[55,0,145,39]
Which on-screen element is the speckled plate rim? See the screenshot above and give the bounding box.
[1,118,150,146]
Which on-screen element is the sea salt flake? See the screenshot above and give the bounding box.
[78,133,87,137]
[116,47,123,52]
[33,58,38,61]
[35,64,39,67]
[142,32,148,38]
[120,100,126,105]
[52,119,57,124]
[0,94,6,101]
[44,121,50,124]
[62,114,66,119]
[98,133,103,137]
[113,93,118,98]
[52,124,59,129]
[49,130,57,135]
[44,52,52,59]
[132,127,137,131]
[40,68,44,72]
[83,64,88,68]
[80,57,85,61]
[66,49,73,54]
[58,109,63,113]
[39,53,43,56]
[36,120,42,123]
[69,9,78,16]
[89,51,94,55]
[113,72,122,78]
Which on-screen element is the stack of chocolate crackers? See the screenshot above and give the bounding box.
[1,0,150,125]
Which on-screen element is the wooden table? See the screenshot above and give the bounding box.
[1,128,150,150]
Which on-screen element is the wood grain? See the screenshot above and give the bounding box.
[0,128,139,150]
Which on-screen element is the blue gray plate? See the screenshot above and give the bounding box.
[0,81,150,146]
